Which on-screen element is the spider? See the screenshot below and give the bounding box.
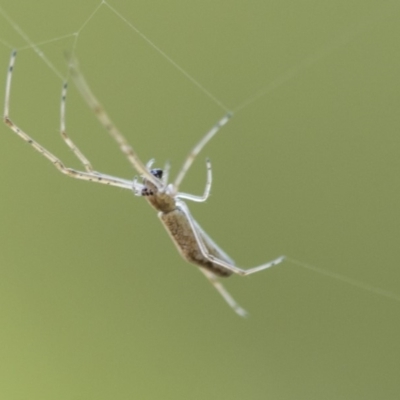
[3,50,285,317]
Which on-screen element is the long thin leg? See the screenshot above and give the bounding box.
[177,158,212,202]
[3,51,132,190]
[162,160,170,186]
[178,200,285,276]
[173,113,232,191]
[68,56,162,189]
[199,268,248,317]
[60,81,93,173]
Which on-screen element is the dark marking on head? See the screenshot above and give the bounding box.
[141,187,154,196]
[150,168,163,180]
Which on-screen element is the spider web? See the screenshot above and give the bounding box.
[0,0,393,114]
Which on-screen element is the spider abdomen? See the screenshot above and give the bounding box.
[159,205,233,278]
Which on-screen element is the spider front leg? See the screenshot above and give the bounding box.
[60,82,94,173]
[173,113,232,192]
[3,50,132,190]
[68,56,162,189]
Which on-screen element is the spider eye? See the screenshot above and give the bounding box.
[150,168,163,180]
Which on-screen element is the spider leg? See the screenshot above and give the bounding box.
[179,200,285,276]
[146,158,155,169]
[199,268,248,317]
[162,160,170,186]
[3,51,132,190]
[68,56,162,189]
[60,82,94,173]
[173,113,232,191]
[177,158,212,202]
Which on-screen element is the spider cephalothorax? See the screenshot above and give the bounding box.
[140,167,176,213]
[140,168,163,196]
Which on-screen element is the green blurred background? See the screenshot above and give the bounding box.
[0,0,399,399]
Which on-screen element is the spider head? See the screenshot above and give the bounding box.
[141,168,163,197]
